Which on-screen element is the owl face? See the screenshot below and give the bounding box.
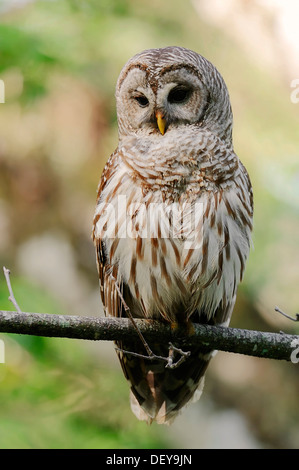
[116,65,209,135]
[115,47,233,145]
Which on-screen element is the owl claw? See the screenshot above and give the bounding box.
[170,320,195,335]
[186,320,196,336]
[170,322,179,331]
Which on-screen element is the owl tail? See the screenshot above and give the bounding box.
[117,341,212,424]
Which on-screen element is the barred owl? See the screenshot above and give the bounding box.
[92,47,253,424]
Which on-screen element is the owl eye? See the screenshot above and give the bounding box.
[133,93,149,108]
[168,86,191,104]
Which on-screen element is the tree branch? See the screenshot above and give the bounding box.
[0,309,298,362]
[0,267,298,363]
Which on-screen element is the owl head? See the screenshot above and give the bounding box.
[115,46,233,147]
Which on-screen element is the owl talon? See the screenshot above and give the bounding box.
[170,320,195,335]
[186,320,196,336]
[170,322,179,331]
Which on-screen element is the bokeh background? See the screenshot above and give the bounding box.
[0,0,299,449]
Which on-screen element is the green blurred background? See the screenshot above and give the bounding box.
[0,0,299,449]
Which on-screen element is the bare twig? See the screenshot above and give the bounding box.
[115,341,191,369]
[115,346,172,364]
[275,306,299,322]
[111,274,191,368]
[111,275,155,357]
[3,267,22,313]
[166,343,191,369]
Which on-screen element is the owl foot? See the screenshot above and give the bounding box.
[170,319,196,335]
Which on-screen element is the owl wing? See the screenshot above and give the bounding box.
[93,150,124,319]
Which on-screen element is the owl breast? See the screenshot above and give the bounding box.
[93,128,252,325]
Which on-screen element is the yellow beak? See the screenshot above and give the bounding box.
[156,111,166,135]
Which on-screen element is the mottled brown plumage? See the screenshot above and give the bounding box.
[92,47,253,424]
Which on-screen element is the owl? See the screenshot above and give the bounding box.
[92,47,253,424]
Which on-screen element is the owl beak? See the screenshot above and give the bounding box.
[156,110,166,135]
